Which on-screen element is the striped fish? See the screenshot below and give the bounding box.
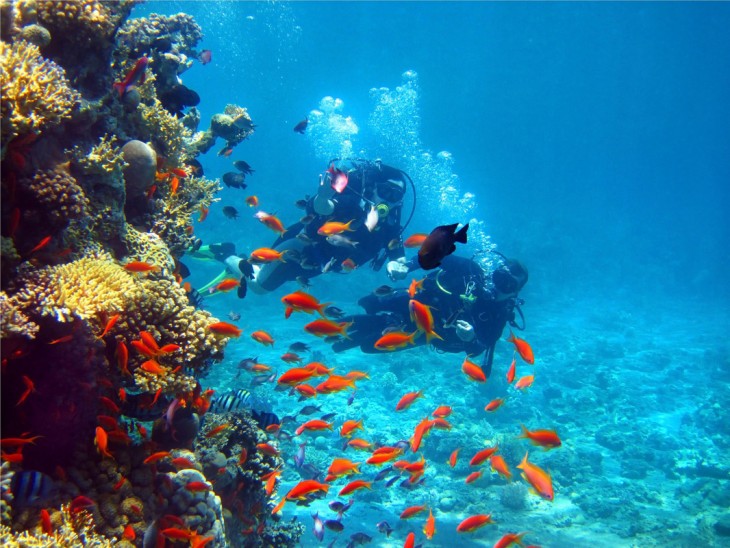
[208,389,252,414]
[11,471,55,506]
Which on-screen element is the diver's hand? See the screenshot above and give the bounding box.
[455,320,475,342]
[386,259,408,281]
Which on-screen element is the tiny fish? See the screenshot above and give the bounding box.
[197,49,212,64]
[233,160,255,175]
[293,117,309,134]
[222,206,239,220]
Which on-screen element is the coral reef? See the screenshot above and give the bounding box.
[0,40,80,157]
[18,167,90,227]
[0,290,39,340]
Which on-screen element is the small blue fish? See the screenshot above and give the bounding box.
[312,512,325,542]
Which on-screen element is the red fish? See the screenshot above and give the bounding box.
[515,375,534,391]
[461,356,486,382]
[96,314,120,339]
[448,448,460,468]
[245,195,259,207]
[16,375,35,406]
[254,211,286,234]
[40,509,52,534]
[338,480,371,496]
[199,205,209,222]
[465,471,482,484]
[94,427,113,459]
[185,481,211,492]
[506,353,517,384]
[281,290,329,317]
[400,505,427,519]
[280,352,303,364]
[396,390,424,411]
[456,514,494,533]
[28,235,52,254]
[490,454,512,480]
[208,322,242,337]
[470,446,499,466]
[113,57,149,97]
[122,525,136,541]
[518,424,562,450]
[424,507,436,539]
[295,419,333,436]
[206,424,230,438]
[409,299,442,342]
[517,452,554,501]
[374,331,418,351]
[213,278,240,292]
[403,233,428,248]
[494,532,529,548]
[485,398,505,412]
[304,319,351,338]
[115,341,130,376]
[251,330,275,346]
[508,331,534,364]
[278,367,316,386]
[124,261,160,273]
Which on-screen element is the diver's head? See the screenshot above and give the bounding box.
[366,176,405,223]
[492,259,528,301]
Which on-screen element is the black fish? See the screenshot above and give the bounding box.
[324,519,344,532]
[289,342,311,353]
[417,223,469,270]
[222,206,239,219]
[293,117,308,134]
[295,198,309,210]
[238,357,258,371]
[222,172,246,189]
[376,521,393,538]
[374,285,394,296]
[209,389,252,413]
[233,160,254,175]
[296,276,312,289]
[299,214,316,225]
[349,532,373,545]
[320,412,337,422]
[324,306,346,319]
[299,404,322,416]
[11,471,55,507]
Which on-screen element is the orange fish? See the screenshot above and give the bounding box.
[304,319,351,338]
[408,278,424,298]
[94,427,113,459]
[396,390,424,411]
[490,454,512,480]
[448,448,460,468]
[517,452,554,501]
[317,220,354,236]
[485,398,505,412]
[122,524,136,541]
[409,299,442,342]
[340,419,364,438]
[213,278,240,292]
[255,211,286,234]
[206,424,230,438]
[341,258,356,272]
[264,469,280,496]
[256,443,279,456]
[251,330,275,346]
[410,417,435,453]
[374,330,418,351]
[327,458,360,478]
[265,423,280,433]
[238,448,248,466]
[115,341,130,376]
[494,532,529,548]
[518,425,562,450]
[404,532,416,548]
[403,233,428,248]
[118,388,127,403]
[424,507,436,539]
[199,205,209,222]
[208,322,242,338]
[281,290,329,317]
[278,367,316,386]
[461,356,486,382]
[96,314,120,339]
[344,370,369,381]
[170,167,188,178]
[316,374,356,394]
[140,360,167,376]
[281,352,303,363]
[338,480,371,496]
[139,331,160,352]
[286,479,330,500]
[123,261,161,273]
[162,527,194,541]
[171,457,196,470]
[249,248,287,263]
[143,451,171,464]
[465,471,482,484]
[346,438,373,451]
[508,331,534,364]
[185,481,211,492]
[515,375,534,391]
[506,353,516,384]
[250,364,272,373]
[170,176,179,195]
[456,514,494,533]
[295,419,334,436]
[16,375,35,406]
[48,334,74,345]
[304,362,335,376]
[400,505,427,519]
[470,446,499,466]
[245,195,259,207]
[28,235,52,254]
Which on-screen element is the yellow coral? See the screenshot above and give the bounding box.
[20,167,90,225]
[138,98,191,168]
[0,504,115,547]
[12,251,142,323]
[0,40,80,151]
[70,134,127,176]
[0,291,39,340]
[35,0,117,41]
[121,226,176,275]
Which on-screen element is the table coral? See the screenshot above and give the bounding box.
[0,40,80,157]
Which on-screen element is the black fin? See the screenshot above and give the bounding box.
[237,278,247,299]
[239,259,254,280]
[454,223,469,244]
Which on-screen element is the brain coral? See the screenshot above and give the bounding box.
[20,167,90,227]
[0,40,80,155]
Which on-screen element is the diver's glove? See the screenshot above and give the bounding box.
[455,320,475,342]
[386,258,408,281]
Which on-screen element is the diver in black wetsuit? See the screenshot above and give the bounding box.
[332,253,528,379]
[248,159,414,293]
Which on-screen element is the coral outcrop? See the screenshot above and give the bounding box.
[0,40,80,157]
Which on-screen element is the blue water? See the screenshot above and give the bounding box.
[140,2,730,546]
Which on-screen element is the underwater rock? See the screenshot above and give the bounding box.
[595,425,625,451]
[18,23,51,48]
[715,514,730,536]
[121,139,156,198]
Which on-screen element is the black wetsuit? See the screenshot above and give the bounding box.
[256,163,406,291]
[333,255,520,377]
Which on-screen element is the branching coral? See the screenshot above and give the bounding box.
[0,291,39,340]
[11,251,142,323]
[34,0,131,44]
[0,40,80,156]
[0,504,115,547]
[137,98,191,167]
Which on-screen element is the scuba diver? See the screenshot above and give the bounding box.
[331,252,528,379]
[190,160,416,298]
